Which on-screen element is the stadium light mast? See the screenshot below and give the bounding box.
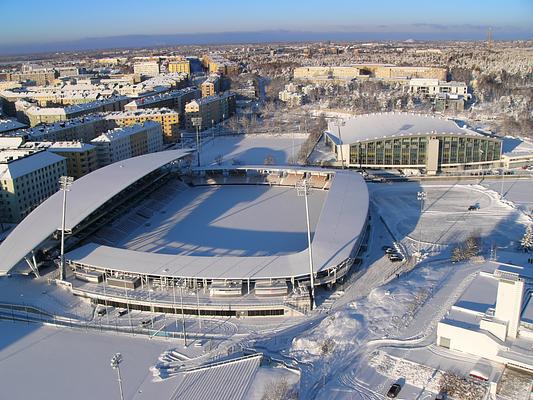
[59,176,73,281]
[334,119,346,169]
[296,179,316,310]
[191,117,203,167]
[110,353,125,400]
[416,191,427,255]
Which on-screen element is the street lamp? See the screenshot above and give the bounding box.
[416,191,427,255]
[59,176,73,281]
[191,117,203,167]
[296,179,315,310]
[110,353,125,400]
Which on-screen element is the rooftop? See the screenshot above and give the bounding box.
[0,149,65,180]
[65,170,369,281]
[91,121,160,142]
[0,118,26,133]
[326,112,488,144]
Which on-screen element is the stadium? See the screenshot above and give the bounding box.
[325,112,502,174]
[0,150,369,317]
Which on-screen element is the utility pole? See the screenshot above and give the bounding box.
[296,179,315,310]
[59,176,73,280]
[110,353,125,400]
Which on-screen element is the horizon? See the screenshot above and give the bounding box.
[0,0,532,55]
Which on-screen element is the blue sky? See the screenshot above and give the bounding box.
[0,0,532,45]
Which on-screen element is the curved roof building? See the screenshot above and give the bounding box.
[325,112,502,174]
[0,150,191,275]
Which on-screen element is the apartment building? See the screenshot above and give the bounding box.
[168,59,191,75]
[123,87,200,115]
[133,61,161,77]
[201,75,221,97]
[105,108,180,143]
[5,70,58,86]
[184,92,236,132]
[90,121,163,166]
[13,115,109,143]
[47,142,98,179]
[16,96,129,126]
[201,54,239,76]
[0,149,67,222]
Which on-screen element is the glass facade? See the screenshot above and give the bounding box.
[349,135,501,168]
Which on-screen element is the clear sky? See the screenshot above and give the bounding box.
[0,0,532,45]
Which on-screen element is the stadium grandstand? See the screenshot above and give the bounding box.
[0,156,369,317]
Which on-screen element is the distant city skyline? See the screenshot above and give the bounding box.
[0,0,531,54]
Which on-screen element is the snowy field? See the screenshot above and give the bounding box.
[0,180,531,399]
[116,185,326,256]
[197,133,308,166]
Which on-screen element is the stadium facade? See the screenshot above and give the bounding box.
[325,113,502,174]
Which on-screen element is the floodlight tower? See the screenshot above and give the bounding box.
[191,117,203,167]
[416,191,427,255]
[110,353,125,400]
[296,179,316,310]
[59,176,73,280]
[334,118,346,169]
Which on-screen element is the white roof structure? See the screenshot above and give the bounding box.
[65,170,369,281]
[326,112,485,145]
[0,150,191,275]
[169,354,262,400]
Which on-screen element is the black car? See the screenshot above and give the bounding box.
[468,205,479,211]
[118,309,129,317]
[96,307,107,316]
[387,383,402,398]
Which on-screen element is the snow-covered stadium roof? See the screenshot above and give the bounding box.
[65,170,369,281]
[0,150,191,275]
[326,112,486,145]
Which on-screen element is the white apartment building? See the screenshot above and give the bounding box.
[133,61,161,77]
[0,149,67,222]
[90,121,163,166]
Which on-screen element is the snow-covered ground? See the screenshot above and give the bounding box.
[0,180,531,399]
[197,133,308,166]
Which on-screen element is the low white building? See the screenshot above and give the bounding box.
[91,121,163,166]
[406,78,468,98]
[437,256,533,372]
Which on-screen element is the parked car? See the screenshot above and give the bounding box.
[389,255,403,262]
[96,307,107,317]
[140,319,152,327]
[387,383,402,398]
[118,309,129,317]
[468,205,479,211]
[382,245,392,251]
[384,247,396,254]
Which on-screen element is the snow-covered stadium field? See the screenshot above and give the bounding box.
[114,185,326,256]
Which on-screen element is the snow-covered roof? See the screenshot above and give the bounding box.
[326,113,488,145]
[0,150,191,275]
[65,170,369,280]
[0,149,65,180]
[0,118,26,133]
[91,121,160,142]
[168,354,261,400]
